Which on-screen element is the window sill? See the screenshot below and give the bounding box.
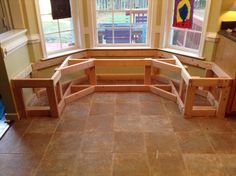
[159,48,205,60]
[41,49,87,61]
[90,46,152,50]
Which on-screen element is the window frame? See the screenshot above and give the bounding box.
[35,0,81,58]
[90,0,153,47]
[161,0,211,56]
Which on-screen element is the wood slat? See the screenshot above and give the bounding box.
[150,86,177,102]
[94,59,152,66]
[60,60,94,75]
[65,86,95,104]
[95,85,150,92]
[12,79,53,88]
[26,107,51,117]
[192,106,217,117]
[152,60,182,74]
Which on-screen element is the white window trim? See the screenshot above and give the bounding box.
[35,0,83,58]
[90,0,153,47]
[160,0,211,57]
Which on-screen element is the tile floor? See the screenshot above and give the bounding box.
[0,92,236,176]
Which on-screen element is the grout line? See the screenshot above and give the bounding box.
[31,117,61,176]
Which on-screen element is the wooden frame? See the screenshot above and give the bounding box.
[11,49,233,119]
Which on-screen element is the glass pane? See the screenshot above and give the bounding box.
[131,0,148,9]
[96,0,112,10]
[41,15,59,34]
[171,29,185,47]
[191,0,206,31]
[114,0,131,10]
[96,11,113,28]
[131,15,147,28]
[39,0,51,15]
[45,33,61,52]
[60,31,75,49]
[113,11,130,27]
[185,31,201,50]
[131,28,147,44]
[59,18,73,32]
[114,28,130,44]
[98,28,113,44]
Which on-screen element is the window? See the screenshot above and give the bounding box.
[165,0,210,55]
[37,0,77,55]
[94,0,150,45]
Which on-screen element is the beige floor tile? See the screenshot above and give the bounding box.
[26,119,59,134]
[219,154,236,176]
[0,128,24,153]
[163,100,181,115]
[62,102,90,120]
[170,115,201,132]
[92,93,116,103]
[148,153,187,176]
[141,115,173,132]
[199,119,232,133]
[183,154,224,176]
[0,153,42,176]
[81,132,113,152]
[116,102,141,115]
[114,115,142,132]
[139,92,163,102]
[90,103,115,116]
[35,152,76,176]
[14,133,52,154]
[85,114,114,132]
[227,118,236,132]
[116,92,140,103]
[55,119,86,133]
[73,152,112,176]
[140,102,166,115]
[113,153,149,176]
[145,132,181,153]
[207,132,236,154]
[114,132,145,153]
[47,132,82,153]
[176,131,214,154]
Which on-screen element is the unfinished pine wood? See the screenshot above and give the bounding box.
[144,65,151,85]
[13,79,53,88]
[11,83,27,119]
[51,71,61,85]
[60,60,94,75]
[94,59,152,66]
[87,49,156,57]
[192,106,216,117]
[47,87,59,118]
[170,81,184,111]
[32,57,65,71]
[150,86,177,102]
[89,66,97,85]
[26,107,51,117]
[216,87,231,118]
[190,78,232,87]
[184,86,197,118]
[97,74,144,81]
[95,85,150,92]
[71,85,90,92]
[65,86,95,104]
[152,60,182,74]
[11,49,233,119]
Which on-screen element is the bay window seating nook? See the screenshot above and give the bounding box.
[11,49,232,119]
